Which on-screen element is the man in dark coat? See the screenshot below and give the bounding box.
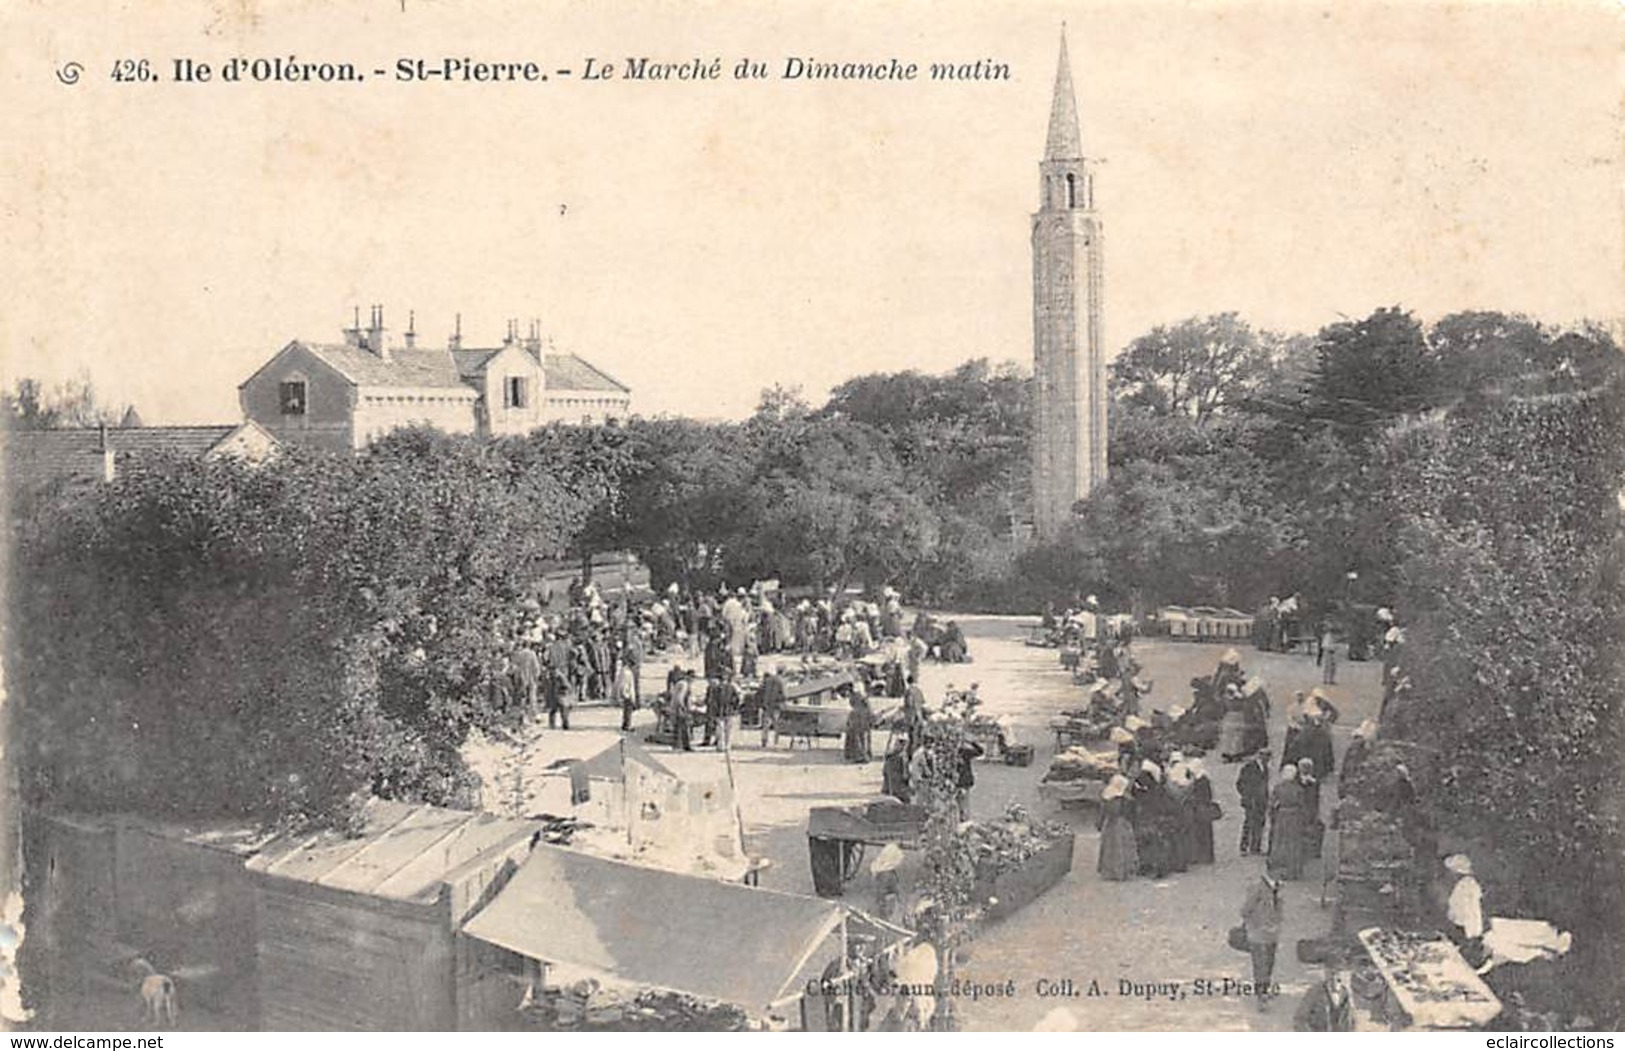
[757,668,787,747]
[702,671,741,749]
[668,669,695,751]
[1241,872,1284,1011]
[1237,751,1269,855]
[543,632,574,730]
[955,739,984,819]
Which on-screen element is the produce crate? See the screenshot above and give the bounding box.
[1004,744,1034,767]
[972,833,1075,922]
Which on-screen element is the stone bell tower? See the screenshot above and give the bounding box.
[1031,31,1107,540]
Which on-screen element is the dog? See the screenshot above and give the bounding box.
[131,957,177,1028]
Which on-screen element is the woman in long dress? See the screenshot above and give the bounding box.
[1217,684,1248,761]
[1268,765,1308,879]
[1096,774,1139,880]
[1165,758,1195,873]
[1240,681,1272,757]
[1188,760,1217,865]
[1133,762,1174,878]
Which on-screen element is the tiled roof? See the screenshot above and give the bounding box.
[3,425,239,491]
[298,341,473,391]
[544,353,630,394]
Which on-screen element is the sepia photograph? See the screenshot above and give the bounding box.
[1,0,1622,1036]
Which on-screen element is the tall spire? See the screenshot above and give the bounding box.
[1045,28,1084,161]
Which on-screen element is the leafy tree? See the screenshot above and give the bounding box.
[1379,375,1625,1020]
[1298,307,1440,444]
[1111,313,1280,424]
[2,375,131,430]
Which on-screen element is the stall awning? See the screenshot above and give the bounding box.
[462,845,846,1011]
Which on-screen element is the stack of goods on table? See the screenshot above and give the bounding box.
[963,804,1070,870]
[1356,928,1502,1029]
[1049,706,1117,744]
[524,979,753,1031]
[1041,745,1120,785]
[1037,745,1121,808]
[965,804,1076,920]
[965,713,1010,757]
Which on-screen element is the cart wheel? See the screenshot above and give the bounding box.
[843,842,866,881]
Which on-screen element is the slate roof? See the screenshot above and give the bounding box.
[452,347,630,394]
[296,341,474,391]
[543,353,630,394]
[3,425,241,491]
[295,340,628,396]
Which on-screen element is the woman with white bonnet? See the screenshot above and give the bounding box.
[1096,773,1139,881]
[1343,719,1377,783]
[1133,760,1179,878]
[1445,854,1485,947]
[1267,763,1308,879]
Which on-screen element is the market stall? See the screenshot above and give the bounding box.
[1037,745,1119,809]
[964,810,1075,921]
[771,666,901,746]
[1354,928,1502,1030]
[460,843,911,1031]
[806,800,928,897]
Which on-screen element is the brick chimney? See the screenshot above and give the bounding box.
[366,305,389,360]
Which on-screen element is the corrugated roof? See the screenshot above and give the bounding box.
[247,799,538,902]
[298,341,475,392]
[462,845,844,1011]
[3,425,240,491]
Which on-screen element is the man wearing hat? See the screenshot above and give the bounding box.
[1240,870,1284,1010]
[667,668,696,752]
[1445,854,1486,952]
[1237,749,1270,856]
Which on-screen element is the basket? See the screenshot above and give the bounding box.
[1004,744,1035,767]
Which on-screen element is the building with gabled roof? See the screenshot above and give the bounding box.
[239,307,632,452]
[2,420,278,500]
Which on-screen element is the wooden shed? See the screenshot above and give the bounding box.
[246,800,538,1031]
[459,845,910,1030]
[22,811,271,1028]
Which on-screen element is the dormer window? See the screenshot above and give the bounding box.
[504,376,529,409]
[279,380,307,416]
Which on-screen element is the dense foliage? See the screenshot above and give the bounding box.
[1379,385,1625,1018]
[11,436,593,829]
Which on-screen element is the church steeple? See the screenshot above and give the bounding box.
[1030,27,1107,540]
[1045,30,1084,162]
[1038,30,1093,213]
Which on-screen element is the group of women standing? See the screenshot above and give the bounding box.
[1097,753,1219,880]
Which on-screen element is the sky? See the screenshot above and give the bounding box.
[2,0,1622,423]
